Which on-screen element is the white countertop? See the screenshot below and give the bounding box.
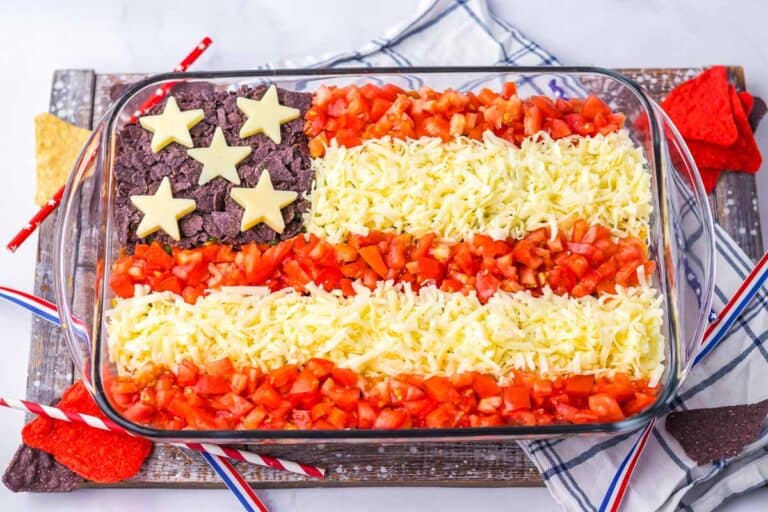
[0,0,765,510]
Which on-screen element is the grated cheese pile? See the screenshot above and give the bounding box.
[106,282,665,383]
[307,131,651,243]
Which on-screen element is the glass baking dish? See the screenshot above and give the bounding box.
[54,67,715,443]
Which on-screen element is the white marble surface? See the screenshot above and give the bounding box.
[0,0,765,510]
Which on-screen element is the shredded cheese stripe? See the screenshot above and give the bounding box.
[306,131,651,243]
[106,283,664,383]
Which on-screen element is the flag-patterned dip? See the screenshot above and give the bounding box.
[104,82,664,432]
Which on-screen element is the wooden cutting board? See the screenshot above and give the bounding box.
[25,66,763,489]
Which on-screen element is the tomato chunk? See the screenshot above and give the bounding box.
[588,393,625,421]
[423,376,459,403]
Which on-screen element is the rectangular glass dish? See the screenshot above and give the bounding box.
[55,67,714,443]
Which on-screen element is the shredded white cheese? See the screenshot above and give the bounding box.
[307,131,652,243]
[106,283,665,383]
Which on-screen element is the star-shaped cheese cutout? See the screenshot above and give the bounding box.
[130,177,196,241]
[138,96,204,153]
[187,127,252,185]
[236,85,300,144]
[230,171,298,233]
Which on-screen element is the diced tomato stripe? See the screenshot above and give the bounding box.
[304,82,622,156]
[107,358,658,431]
[111,220,652,304]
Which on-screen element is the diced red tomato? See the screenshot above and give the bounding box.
[477,396,502,414]
[123,401,155,423]
[475,273,500,302]
[373,408,408,429]
[588,393,625,421]
[564,375,594,397]
[357,401,377,429]
[241,406,268,429]
[177,360,199,387]
[502,385,531,413]
[473,374,501,398]
[359,245,388,278]
[252,382,282,410]
[195,375,230,396]
[423,376,459,403]
[147,243,174,270]
[425,403,459,428]
[230,372,248,395]
[290,370,320,397]
[389,379,425,404]
[321,379,360,411]
[581,95,612,121]
[269,365,299,389]
[206,358,235,379]
[109,273,135,298]
[305,358,335,378]
[623,392,657,416]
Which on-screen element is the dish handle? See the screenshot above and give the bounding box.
[654,104,716,381]
[53,117,110,385]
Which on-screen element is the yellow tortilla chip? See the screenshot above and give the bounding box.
[34,113,92,206]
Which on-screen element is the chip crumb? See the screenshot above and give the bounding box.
[666,399,768,465]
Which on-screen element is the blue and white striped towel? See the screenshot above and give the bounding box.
[269,1,768,510]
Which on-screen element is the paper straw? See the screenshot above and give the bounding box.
[6,36,212,253]
[189,443,325,479]
[0,394,324,479]
[599,250,768,512]
[128,36,212,121]
[4,394,268,511]
[0,286,88,342]
[0,285,325,480]
[0,290,266,511]
[202,453,270,512]
[7,183,67,253]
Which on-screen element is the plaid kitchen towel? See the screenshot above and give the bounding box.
[267,1,768,510]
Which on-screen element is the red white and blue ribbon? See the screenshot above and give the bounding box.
[202,453,270,512]
[0,286,89,344]
[599,250,768,512]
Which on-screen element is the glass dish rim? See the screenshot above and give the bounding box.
[67,65,691,441]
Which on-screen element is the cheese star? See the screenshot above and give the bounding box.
[230,171,298,233]
[138,96,204,153]
[236,85,300,144]
[130,177,196,241]
[187,127,252,185]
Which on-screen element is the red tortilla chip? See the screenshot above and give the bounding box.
[661,66,738,146]
[22,381,152,483]
[738,91,754,116]
[687,86,762,173]
[698,167,722,193]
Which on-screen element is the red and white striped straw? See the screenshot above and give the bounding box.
[0,395,324,479]
[6,36,213,253]
[0,284,324,480]
[599,250,768,512]
[128,36,212,121]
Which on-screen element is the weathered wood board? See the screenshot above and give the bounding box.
[25,66,763,489]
